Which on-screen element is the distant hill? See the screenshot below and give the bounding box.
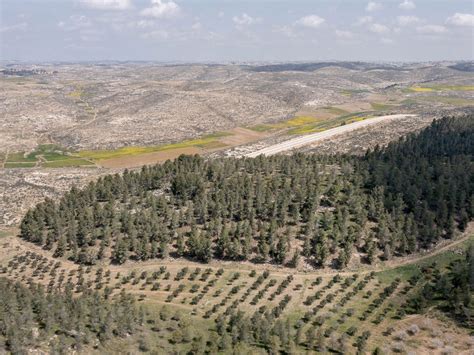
[248,62,403,73]
[448,62,474,72]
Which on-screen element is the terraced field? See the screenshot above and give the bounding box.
[0,228,472,354]
[3,144,95,169]
[2,107,396,169]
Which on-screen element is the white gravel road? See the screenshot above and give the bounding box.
[245,114,417,157]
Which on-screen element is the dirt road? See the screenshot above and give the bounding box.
[245,114,418,157]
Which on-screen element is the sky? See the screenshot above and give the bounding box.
[1,0,473,62]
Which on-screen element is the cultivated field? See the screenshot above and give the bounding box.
[244,114,416,157]
[0,62,473,354]
[1,61,473,159]
[0,226,472,354]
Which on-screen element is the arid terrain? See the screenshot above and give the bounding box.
[1,61,473,227]
[2,61,473,154]
[0,61,473,354]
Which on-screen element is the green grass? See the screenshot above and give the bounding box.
[248,117,325,133]
[286,112,374,135]
[400,99,418,105]
[78,132,231,161]
[6,152,37,163]
[248,109,368,136]
[417,96,474,106]
[287,126,326,135]
[283,116,322,127]
[409,85,474,92]
[376,263,420,284]
[41,152,73,161]
[377,234,474,284]
[4,161,36,168]
[3,132,232,168]
[340,89,369,96]
[247,124,274,132]
[201,131,233,139]
[43,159,95,168]
[322,106,350,115]
[370,102,394,111]
[4,144,96,168]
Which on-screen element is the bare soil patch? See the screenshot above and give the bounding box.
[99,147,203,168]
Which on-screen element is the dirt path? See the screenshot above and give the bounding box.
[380,223,473,270]
[245,114,417,157]
[2,149,8,168]
[2,224,472,281]
[36,154,46,167]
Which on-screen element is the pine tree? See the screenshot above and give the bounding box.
[305,326,315,350]
[274,234,288,264]
[176,232,185,257]
[54,235,67,258]
[112,237,128,264]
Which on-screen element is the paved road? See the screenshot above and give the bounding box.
[245,114,417,157]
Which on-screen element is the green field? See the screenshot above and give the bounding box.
[78,132,231,161]
[4,144,94,168]
[6,152,37,163]
[416,95,474,106]
[370,102,395,111]
[2,131,236,168]
[4,162,37,168]
[247,124,275,132]
[248,112,375,136]
[340,89,370,96]
[321,106,350,115]
[42,159,95,168]
[287,112,374,135]
[409,85,474,92]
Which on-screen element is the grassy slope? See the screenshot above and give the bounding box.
[1,230,471,354]
[4,144,94,168]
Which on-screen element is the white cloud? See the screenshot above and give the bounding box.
[232,13,261,26]
[446,13,474,27]
[397,15,421,26]
[218,11,224,18]
[272,25,297,38]
[141,0,180,19]
[335,30,354,39]
[0,22,28,33]
[128,20,155,29]
[369,23,390,34]
[416,25,447,34]
[296,15,325,29]
[58,15,92,31]
[399,0,415,10]
[141,29,169,39]
[80,0,131,10]
[356,16,373,26]
[381,37,394,44]
[366,2,381,12]
[79,28,104,42]
[191,22,202,31]
[57,15,104,41]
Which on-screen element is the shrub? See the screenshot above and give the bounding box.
[393,331,408,341]
[391,342,406,353]
[407,324,420,336]
[346,326,357,336]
